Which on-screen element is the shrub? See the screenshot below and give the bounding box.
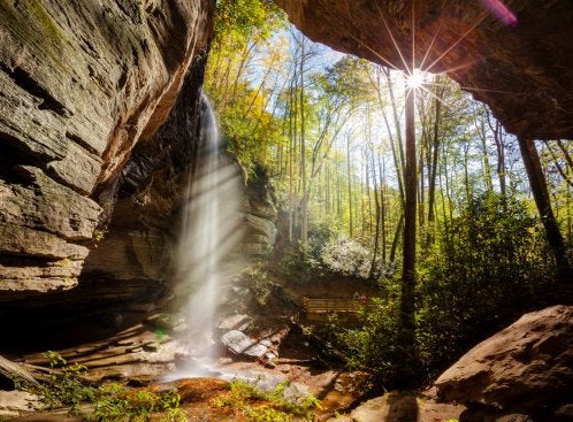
[16,352,186,422]
[417,192,554,375]
[212,379,321,421]
[321,236,394,280]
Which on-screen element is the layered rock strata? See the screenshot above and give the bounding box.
[0,0,214,300]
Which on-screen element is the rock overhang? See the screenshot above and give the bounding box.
[274,0,573,140]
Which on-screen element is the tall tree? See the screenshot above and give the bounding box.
[398,78,417,383]
[517,138,571,284]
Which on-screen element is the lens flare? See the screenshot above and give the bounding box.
[407,68,426,90]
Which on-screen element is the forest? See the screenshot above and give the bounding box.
[207,0,572,388]
[1,0,572,421]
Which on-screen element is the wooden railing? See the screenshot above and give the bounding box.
[302,298,367,314]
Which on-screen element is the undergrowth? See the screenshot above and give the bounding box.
[212,379,321,421]
[15,351,186,422]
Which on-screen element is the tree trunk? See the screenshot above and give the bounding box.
[370,148,381,279]
[426,88,442,245]
[518,138,571,284]
[379,155,387,263]
[347,134,354,237]
[400,84,417,374]
[299,40,308,245]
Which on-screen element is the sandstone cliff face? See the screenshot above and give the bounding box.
[79,56,210,313]
[240,169,278,257]
[0,0,214,300]
[275,0,573,140]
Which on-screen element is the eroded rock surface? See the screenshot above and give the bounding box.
[275,0,573,140]
[240,169,278,256]
[0,0,213,300]
[436,305,573,420]
[326,391,464,422]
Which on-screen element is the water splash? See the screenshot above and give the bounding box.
[175,91,242,363]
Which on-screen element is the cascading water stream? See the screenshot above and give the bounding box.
[164,94,313,402]
[173,91,242,371]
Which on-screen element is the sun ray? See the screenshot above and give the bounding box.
[372,1,411,73]
[424,10,490,74]
[418,20,445,72]
[426,82,516,95]
[426,58,479,76]
[339,26,400,71]
[416,83,450,107]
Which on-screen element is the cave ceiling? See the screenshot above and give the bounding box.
[274,0,573,140]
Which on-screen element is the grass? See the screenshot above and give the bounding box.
[211,379,321,422]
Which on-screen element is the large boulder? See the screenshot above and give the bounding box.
[436,305,573,420]
[325,391,464,422]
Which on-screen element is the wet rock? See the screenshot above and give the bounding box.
[218,314,252,331]
[437,305,573,419]
[238,169,278,256]
[221,330,268,358]
[172,378,229,403]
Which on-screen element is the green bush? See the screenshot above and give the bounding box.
[331,193,555,388]
[417,192,554,374]
[212,379,321,421]
[321,236,394,280]
[335,297,401,381]
[17,352,186,422]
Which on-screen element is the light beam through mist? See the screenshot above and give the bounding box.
[175,92,243,364]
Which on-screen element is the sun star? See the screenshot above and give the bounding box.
[406,68,426,90]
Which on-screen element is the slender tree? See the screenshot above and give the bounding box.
[517,138,571,284]
[398,78,418,384]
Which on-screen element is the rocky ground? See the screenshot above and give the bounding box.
[0,306,463,422]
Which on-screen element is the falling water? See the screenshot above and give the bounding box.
[175,91,242,365]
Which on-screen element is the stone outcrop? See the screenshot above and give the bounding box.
[325,391,464,422]
[0,0,214,300]
[239,169,278,257]
[275,1,573,140]
[435,305,573,421]
[77,56,211,314]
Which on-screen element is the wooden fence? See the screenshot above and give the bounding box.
[302,298,367,314]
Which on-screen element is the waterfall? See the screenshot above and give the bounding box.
[175,91,242,364]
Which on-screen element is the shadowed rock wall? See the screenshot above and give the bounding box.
[0,0,214,302]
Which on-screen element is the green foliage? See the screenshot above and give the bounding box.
[326,193,555,387]
[333,295,403,386]
[279,227,394,282]
[417,192,554,374]
[213,0,284,44]
[88,384,186,422]
[243,264,274,306]
[17,352,186,422]
[212,380,321,422]
[220,92,287,177]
